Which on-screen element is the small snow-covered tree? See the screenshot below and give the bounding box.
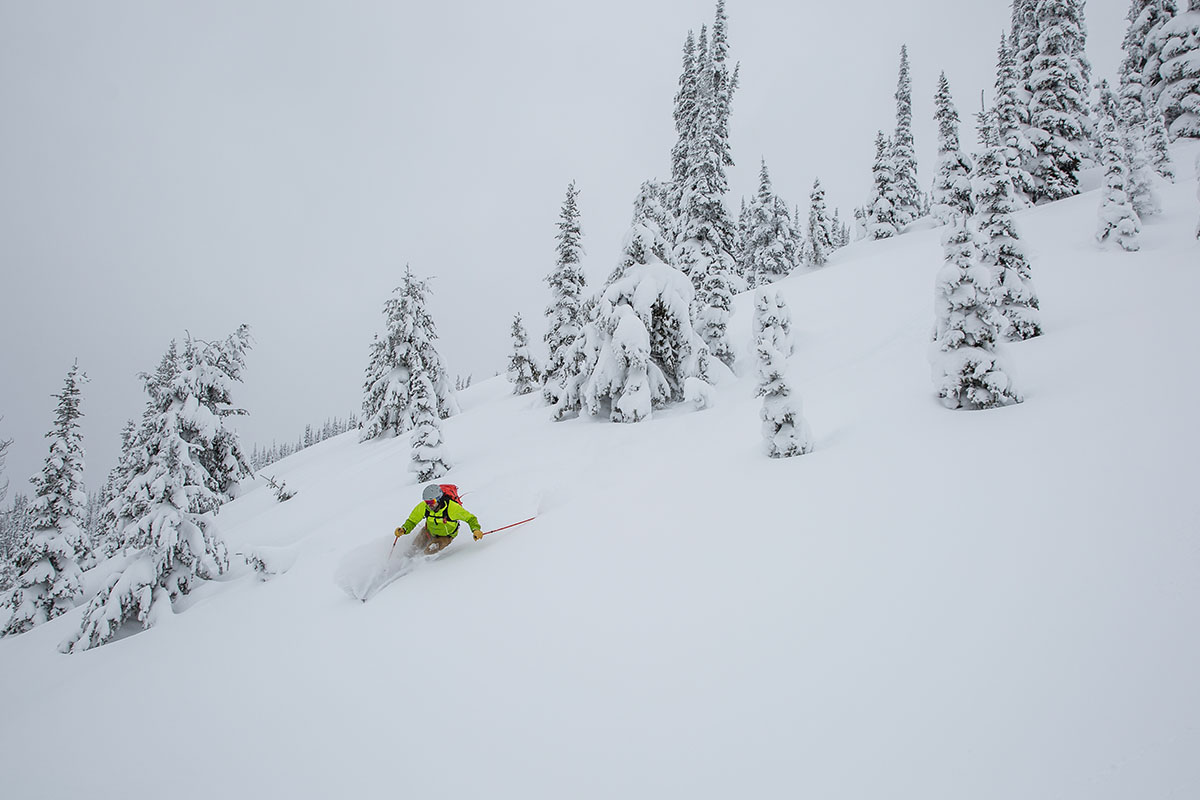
[973,117,1043,341]
[744,159,799,285]
[931,72,975,225]
[1156,0,1200,140]
[506,313,541,396]
[891,45,922,228]
[2,364,88,636]
[1027,0,1092,202]
[867,131,900,240]
[543,182,587,407]
[360,267,457,441]
[1103,77,1163,218]
[754,287,812,459]
[62,327,253,652]
[930,219,1022,410]
[807,178,836,267]
[752,285,794,359]
[1096,110,1143,251]
[408,364,451,482]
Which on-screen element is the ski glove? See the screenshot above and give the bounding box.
[395,527,407,538]
[473,528,484,541]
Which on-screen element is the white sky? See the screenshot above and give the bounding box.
[0,0,1125,488]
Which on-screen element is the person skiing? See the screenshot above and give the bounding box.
[395,484,483,555]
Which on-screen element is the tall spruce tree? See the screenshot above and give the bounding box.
[807,178,836,267]
[543,182,587,407]
[931,72,975,226]
[360,267,457,441]
[2,364,88,636]
[891,45,922,227]
[973,116,1043,341]
[1156,0,1200,140]
[994,34,1037,205]
[1123,1,1178,179]
[1027,0,1092,202]
[64,327,253,652]
[930,219,1022,410]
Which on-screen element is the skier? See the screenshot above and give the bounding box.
[395,484,483,555]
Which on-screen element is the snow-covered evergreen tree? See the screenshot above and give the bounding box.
[543,181,587,407]
[743,159,799,285]
[63,327,253,652]
[994,34,1037,206]
[752,285,794,359]
[891,45,921,228]
[807,178,836,267]
[867,131,900,239]
[1103,77,1163,218]
[1027,0,1092,202]
[669,4,739,366]
[506,313,541,396]
[1156,0,1200,140]
[360,267,457,441]
[1122,1,1178,180]
[930,219,1022,410]
[973,116,1043,341]
[931,72,974,226]
[559,186,715,423]
[2,364,88,636]
[1096,110,1143,251]
[408,364,451,482]
[754,287,812,459]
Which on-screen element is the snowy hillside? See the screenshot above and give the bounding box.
[1,148,1198,799]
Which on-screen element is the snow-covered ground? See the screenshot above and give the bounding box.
[1,145,1198,799]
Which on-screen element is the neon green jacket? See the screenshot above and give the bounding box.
[399,499,481,538]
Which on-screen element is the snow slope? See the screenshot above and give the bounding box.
[2,148,1198,799]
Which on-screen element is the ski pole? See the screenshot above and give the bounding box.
[478,517,536,538]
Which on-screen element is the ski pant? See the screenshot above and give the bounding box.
[411,523,458,555]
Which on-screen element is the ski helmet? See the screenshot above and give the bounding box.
[422,484,444,504]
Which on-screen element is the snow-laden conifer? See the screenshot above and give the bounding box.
[360,267,457,441]
[1105,76,1163,218]
[560,185,714,423]
[506,313,541,396]
[1027,0,1092,202]
[1122,1,1178,180]
[743,159,800,285]
[754,287,812,459]
[1156,0,1200,140]
[931,72,974,226]
[807,178,836,267]
[63,327,253,652]
[930,219,1022,410]
[1096,110,1143,252]
[867,132,899,239]
[752,285,794,359]
[2,364,88,636]
[891,45,921,228]
[994,35,1037,205]
[408,364,451,482]
[973,117,1042,341]
[543,182,587,407]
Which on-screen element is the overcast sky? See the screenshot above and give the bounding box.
[0,0,1125,490]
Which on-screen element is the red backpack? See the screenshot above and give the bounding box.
[438,484,463,505]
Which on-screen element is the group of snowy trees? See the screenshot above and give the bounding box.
[0,325,257,651]
[249,416,359,471]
